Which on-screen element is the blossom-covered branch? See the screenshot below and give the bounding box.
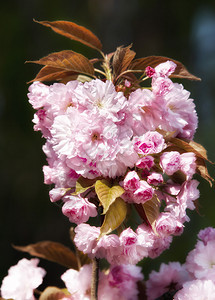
[1,19,214,300]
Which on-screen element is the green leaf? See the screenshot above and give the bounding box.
[35,20,102,51]
[39,287,69,300]
[13,241,79,269]
[73,176,98,195]
[95,179,125,214]
[99,197,127,237]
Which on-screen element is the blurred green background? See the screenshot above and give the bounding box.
[1,0,215,290]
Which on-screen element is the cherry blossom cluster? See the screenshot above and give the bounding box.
[27,60,199,264]
[2,227,215,299]
[146,227,215,299]
[1,259,143,300]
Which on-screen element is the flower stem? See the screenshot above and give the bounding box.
[91,257,100,300]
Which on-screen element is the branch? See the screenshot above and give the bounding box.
[91,257,100,300]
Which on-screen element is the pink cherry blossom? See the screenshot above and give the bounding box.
[148,235,173,259]
[42,141,79,188]
[177,180,200,211]
[93,234,121,263]
[122,171,140,191]
[145,66,155,77]
[74,224,100,258]
[117,228,149,264]
[152,77,174,96]
[61,264,92,300]
[198,227,215,245]
[50,108,137,179]
[28,81,50,110]
[165,180,199,223]
[146,262,189,300]
[135,155,154,170]
[127,88,157,135]
[155,212,184,237]
[1,258,46,300]
[107,265,143,300]
[49,187,70,202]
[71,79,128,121]
[147,172,163,186]
[62,195,97,224]
[180,152,196,180]
[133,180,154,204]
[134,131,166,155]
[159,82,198,139]
[186,239,215,281]
[174,279,215,300]
[160,151,181,175]
[135,223,173,259]
[153,60,177,78]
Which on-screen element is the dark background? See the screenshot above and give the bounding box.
[1,0,215,290]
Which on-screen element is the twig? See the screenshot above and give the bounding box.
[91,257,100,300]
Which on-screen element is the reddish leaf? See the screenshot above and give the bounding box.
[112,45,136,80]
[189,140,211,161]
[29,50,95,77]
[170,138,214,186]
[134,196,160,233]
[39,287,68,300]
[30,65,76,83]
[13,241,79,269]
[143,196,160,233]
[196,157,214,187]
[35,20,102,51]
[130,56,200,80]
[170,138,211,162]
[134,203,150,226]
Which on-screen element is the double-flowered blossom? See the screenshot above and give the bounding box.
[2,19,213,300]
[146,227,215,299]
[0,258,46,300]
[61,263,143,300]
[27,59,201,266]
[1,259,142,300]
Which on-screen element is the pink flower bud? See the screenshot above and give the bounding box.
[160,151,181,175]
[180,152,196,180]
[134,131,165,155]
[133,180,154,203]
[62,195,97,224]
[123,171,140,191]
[145,66,155,77]
[147,172,163,186]
[136,155,154,170]
[154,60,177,78]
